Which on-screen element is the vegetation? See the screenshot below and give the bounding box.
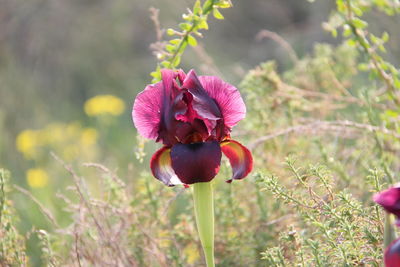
[1,0,400,266]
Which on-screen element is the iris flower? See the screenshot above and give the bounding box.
[132,69,253,186]
[385,239,400,267]
[374,186,400,226]
[132,69,252,266]
[374,186,400,267]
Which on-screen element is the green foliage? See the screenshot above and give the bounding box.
[2,0,400,266]
[323,0,400,104]
[0,169,27,266]
[150,0,232,82]
[257,159,383,266]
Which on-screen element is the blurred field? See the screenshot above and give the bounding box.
[1,0,400,266]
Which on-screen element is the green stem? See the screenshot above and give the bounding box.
[384,213,397,248]
[192,182,215,267]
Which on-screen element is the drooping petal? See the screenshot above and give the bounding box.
[170,141,222,184]
[385,238,400,267]
[198,75,246,128]
[132,82,163,140]
[182,70,222,123]
[150,146,182,186]
[221,139,253,182]
[374,186,400,219]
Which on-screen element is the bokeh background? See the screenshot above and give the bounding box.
[1,0,400,266]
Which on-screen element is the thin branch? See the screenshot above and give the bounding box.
[149,7,163,42]
[256,29,298,64]
[13,185,59,228]
[250,120,400,149]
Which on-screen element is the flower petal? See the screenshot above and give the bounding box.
[373,186,400,218]
[182,70,222,122]
[150,146,182,186]
[132,82,163,140]
[170,141,222,184]
[198,75,246,128]
[386,238,400,267]
[221,139,253,182]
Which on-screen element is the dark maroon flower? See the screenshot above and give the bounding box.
[132,69,253,186]
[374,186,400,226]
[385,238,400,267]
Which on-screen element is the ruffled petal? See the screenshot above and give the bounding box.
[132,82,163,140]
[170,141,222,184]
[150,146,182,186]
[221,139,253,182]
[182,70,222,123]
[385,238,400,267]
[198,76,246,128]
[373,186,400,218]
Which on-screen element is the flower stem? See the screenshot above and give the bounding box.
[192,182,215,267]
[384,213,397,248]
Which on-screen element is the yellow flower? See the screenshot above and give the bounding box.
[84,95,125,116]
[16,130,40,159]
[26,168,49,188]
[157,230,171,248]
[183,243,200,265]
[80,128,98,147]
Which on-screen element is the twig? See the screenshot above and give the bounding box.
[74,232,82,267]
[13,185,59,228]
[50,152,106,239]
[83,162,126,188]
[250,120,400,149]
[256,29,298,64]
[149,7,163,42]
[344,0,400,105]
[192,44,224,77]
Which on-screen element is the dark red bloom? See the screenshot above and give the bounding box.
[374,186,400,226]
[132,69,253,186]
[385,238,400,267]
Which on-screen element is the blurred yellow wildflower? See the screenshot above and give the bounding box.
[84,95,125,116]
[16,130,40,159]
[26,168,49,188]
[16,122,99,160]
[183,243,200,265]
[157,230,171,248]
[80,128,98,147]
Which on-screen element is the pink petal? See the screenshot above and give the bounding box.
[182,70,222,122]
[170,141,222,184]
[221,139,253,182]
[132,82,163,139]
[150,146,182,186]
[198,75,246,128]
[385,238,400,267]
[373,187,400,217]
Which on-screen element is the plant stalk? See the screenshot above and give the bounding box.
[192,182,215,267]
[384,213,397,248]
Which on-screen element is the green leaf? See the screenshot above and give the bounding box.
[343,24,352,37]
[171,56,181,67]
[346,39,357,46]
[167,28,175,36]
[331,28,337,38]
[213,8,224,20]
[352,18,368,29]
[187,35,198,46]
[202,0,214,13]
[165,44,176,53]
[169,39,181,45]
[193,0,202,15]
[179,23,191,31]
[216,1,232,8]
[198,19,209,30]
[382,32,389,42]
[161,61,171,68]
